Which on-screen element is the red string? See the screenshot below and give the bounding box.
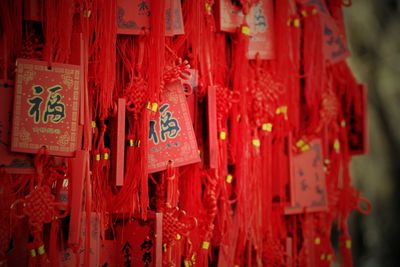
[87,0,117,121]
[301,4,325,134]
[42,0,74,64]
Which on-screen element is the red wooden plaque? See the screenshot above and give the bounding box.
[68,150,88,246]
[61,212,101,266]
[109,98,126,186]
[11,59,80,157]
[207,86,218,170]
[216,0,244,32]
[301,0,350,63]
[148,81,200,173]
[115,213,162,267]
[285,139,328,214]
[165,0,184,36]
[117,0,184,36]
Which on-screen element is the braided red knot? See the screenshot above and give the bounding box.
[316,88,340,133]
[216,84,240,129]
[249,60,283,129]
[11,184,68,264]
[163,57,191,86]
[202,172,218,241]
[263,237,285,266]
[125,76,148,120]
[163,207,197,247]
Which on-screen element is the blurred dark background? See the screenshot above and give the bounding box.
[344,0,400,266]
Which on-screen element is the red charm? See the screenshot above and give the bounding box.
[14,185,67,227]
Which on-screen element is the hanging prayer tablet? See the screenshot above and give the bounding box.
[285,139,328,214]
[61,212,101,266]
[115,213,162,267]
[207,86,218,170]
[117,0,151,34]
[247,0,275,59]
[216,0,244,32]
[117,0,184,36]
[68,150,88,246]
[301,0,350,63]
[165,0,184,36]
[148,81,200,173]
[11,59,80,157]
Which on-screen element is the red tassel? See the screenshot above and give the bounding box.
[165,161,179,209]
[275,0,301,136]
[140,110,150,220]
[300,4,326,134]
[27,242,37,267]
[43,0,74,64]
[339,235,353,267]
[0,0,22,80]
[87,0,117,121]
[230,22,250,165]
[147,0,166,102]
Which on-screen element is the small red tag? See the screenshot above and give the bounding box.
[0,80,34,173]
[12,59,81,156]
[115,213,162,267]
[117,0,184,36]
[109,98,126,186]
[68,150,88,246]
[207,86,218,170]
[285,139,328,214]
[349,83,368,155]
[148,81,200,173]
[247,0,275,59]
[286,237,293,267]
